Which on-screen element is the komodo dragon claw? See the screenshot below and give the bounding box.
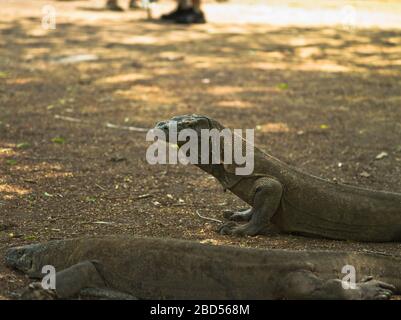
[223,208,253,222]
[20,282,57,300]
[218,221,264,236]
[356,279,395,300]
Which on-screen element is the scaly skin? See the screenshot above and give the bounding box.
[5,236,398,299]
[155,115,401,242]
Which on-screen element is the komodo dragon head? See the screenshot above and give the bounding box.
[155,114,224,147]
[5,242,64,278]
[6,244,42,276]
[154,114,253,176]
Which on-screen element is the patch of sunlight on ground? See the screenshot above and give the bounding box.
[121,35,161,45]
[256,123,290,133]
[0,148,15,157]
[185,56,232,69]
[297,62,351,72]
[115,85,179,104]
[15,163,65,173]
[251,61,351,72]
[0,184,31,199]
[5,77,37,85]
[204,3,401,29]
[25,27,53,37]
[217,100,253,109]
[42,172,74,179]
[23,48,51,59]
[297,47,322,58]
[250,62,290,71]
[207,86,246,95]
[151,68,181,76]
[96,73,150,84]
[158,52,185,61]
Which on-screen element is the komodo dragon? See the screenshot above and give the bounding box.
[154,115,401,242]
[5,236,399,300]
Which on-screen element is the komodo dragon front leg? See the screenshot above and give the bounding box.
[219,177,283,236]
[20,261,136,300]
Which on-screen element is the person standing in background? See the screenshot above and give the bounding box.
[106,0,140,11]
[105,0,205,24]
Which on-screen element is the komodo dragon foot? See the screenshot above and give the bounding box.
[218,221,266,236]
[223,208,253,222]
[20,283,57,300]
[281,270,395,300]
[355,278,395,300]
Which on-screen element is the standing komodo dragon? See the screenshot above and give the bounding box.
[5,236,399,300]
[155,115,401,241]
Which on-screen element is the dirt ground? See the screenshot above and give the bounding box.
[1,0,401,299]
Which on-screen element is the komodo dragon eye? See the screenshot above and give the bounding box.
[181,119,195,127]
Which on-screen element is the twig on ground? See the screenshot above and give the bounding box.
[105,122,149,132]
[136,193,153,200]
[54,115,86,123]
[54,115,149,132]
[196,210,222,224]
[95,183,106,191]
[21,156,65,161]
[103,194,131,200]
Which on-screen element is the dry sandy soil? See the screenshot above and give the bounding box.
[0,0,401,299]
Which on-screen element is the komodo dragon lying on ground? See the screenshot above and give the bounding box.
[5,236,399,299]
[155,115,401,242]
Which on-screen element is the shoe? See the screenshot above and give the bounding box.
[175,9,206,24]
[129,0,141,9]
[161,7,190,21]
[106,2,124,11]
